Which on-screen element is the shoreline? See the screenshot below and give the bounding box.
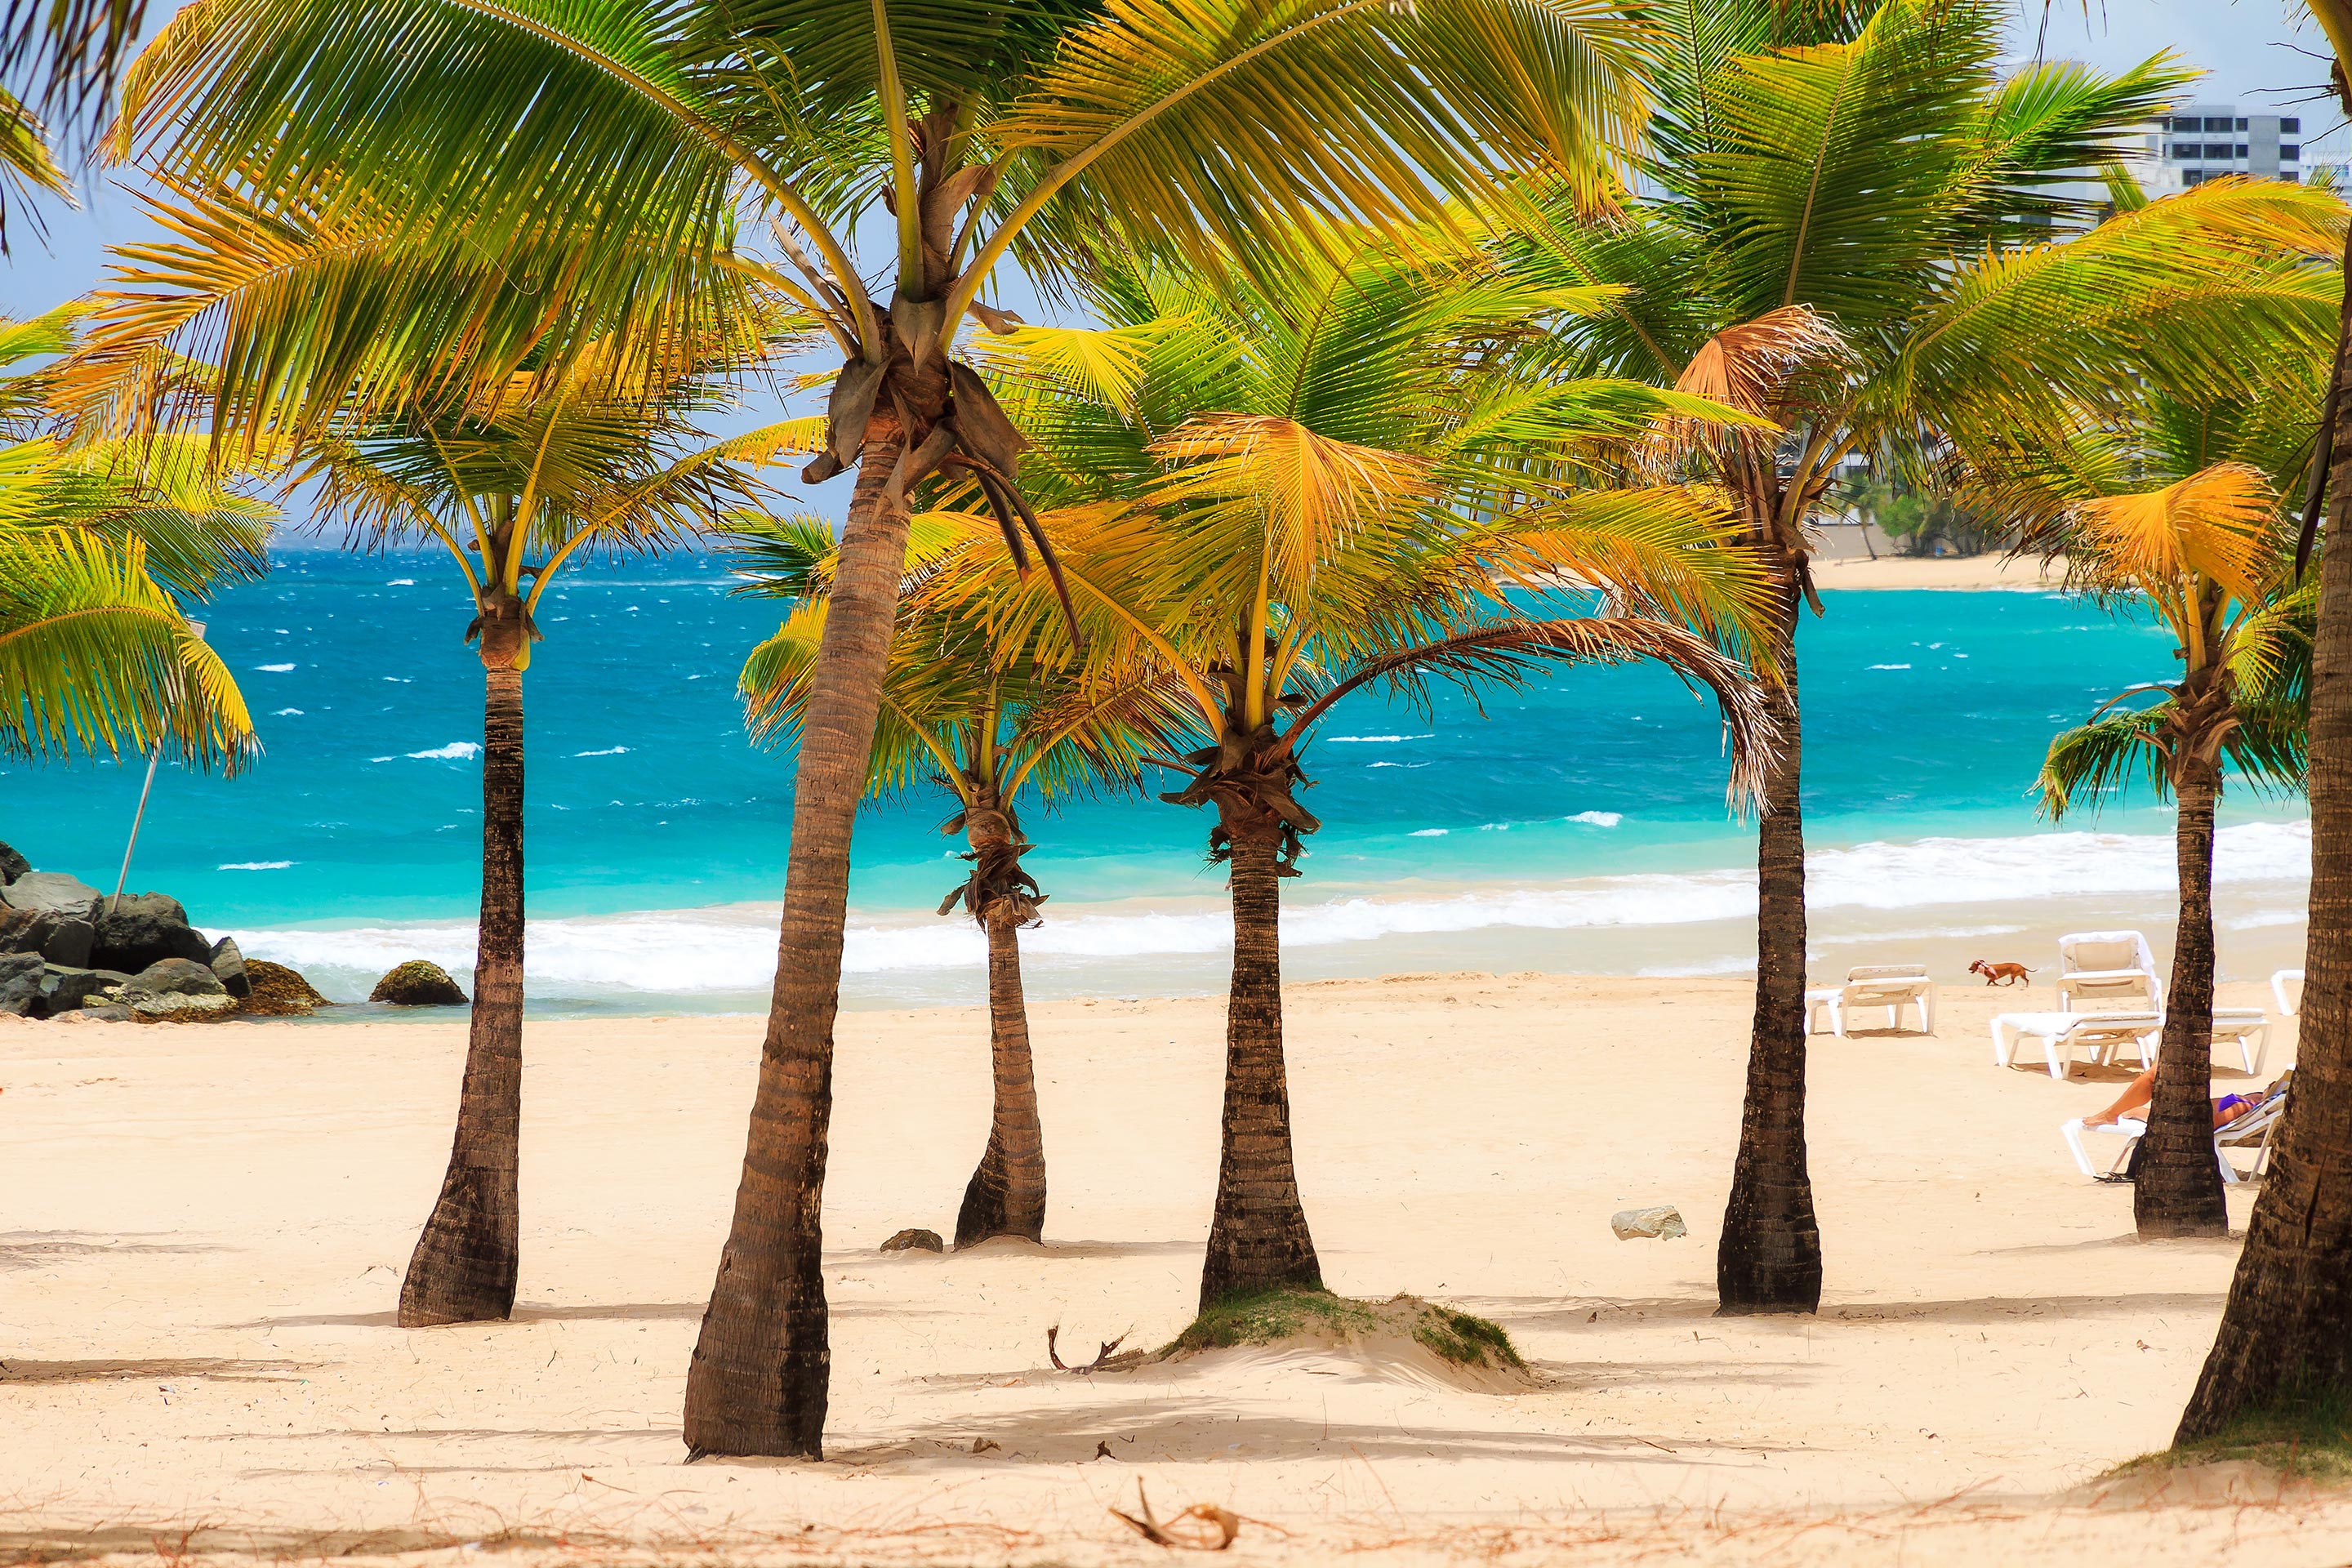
[5,972,2332,1566]
[1811,551,2068,590]
[211,814,2314,1014]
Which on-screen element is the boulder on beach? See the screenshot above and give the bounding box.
[92,893,214,974]
[2,871,101,923]
[34,966,129,1018]
[209,937,252,999]
[0,840,28,884]
[122,957,234,1018]
[0,951,42,1015]
[369,960,467,1006]
[240,960,328,1017]
[0,906,95,968]
[880,1228,945,1254]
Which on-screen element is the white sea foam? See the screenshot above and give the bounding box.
[1323,734,1431,743]
[234,820,2316,999]
[406,742,481,760]
[1568,811,1622,827]
[274,708,304,716]
[1869,663,1912,670]
[1408,829,1449,837]
[389,578,416,586]
[256,662,296,672]
[575,746,630,757]
[219,861,295,871]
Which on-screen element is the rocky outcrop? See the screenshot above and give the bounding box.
[2,871,101,921]
[0,905,95,967]
[368,960,467,1006]
[880,1228,946,1254]
[121,957,234,1018]
[240,960,327,1017]
[0,853,314,1022]
[0,951,42,1015]
[209,936,252,999]
[92,893,213,973]
[34,966,129,1018]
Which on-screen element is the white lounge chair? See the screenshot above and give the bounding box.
[1805,964,1935,1036]
[2273,969,2305,1018]
[1991,1011,2163,1079]
[2114,1007,2271,1075]
[2061,1092,2287,1184]
[2056,930,2164,1014]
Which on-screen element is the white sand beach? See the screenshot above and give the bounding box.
[5,973,2345,1566]
[1809,553,2069,590]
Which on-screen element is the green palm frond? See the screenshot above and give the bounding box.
[0,526,256,771]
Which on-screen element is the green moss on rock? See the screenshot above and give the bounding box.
[240,960,330,1018]
[369,959,467,1007]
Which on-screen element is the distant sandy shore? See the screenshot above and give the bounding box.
[6,972,2342,1567]
[1812,552,2068,590]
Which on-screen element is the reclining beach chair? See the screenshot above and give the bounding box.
[2056,930,2163,1014]
[2274,969,2305,1018]
[2211,1008,2271,1074]
[1990,1011,2163,1079]
[1805,964,1935,1036]
[2061,1090,2288,1184]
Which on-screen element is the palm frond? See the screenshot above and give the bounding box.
[0,526,257,771]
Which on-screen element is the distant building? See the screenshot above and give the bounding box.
[2145,105,2305,193]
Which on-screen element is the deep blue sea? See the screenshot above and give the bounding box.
[2,550,2314,1013]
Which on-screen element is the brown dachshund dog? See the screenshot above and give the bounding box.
[1970,960,2034,987]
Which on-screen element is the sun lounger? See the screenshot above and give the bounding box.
[1991,1010,2163,1079]
[2061,1092,2287,1184]
[2211,1008,2270,1074]
[2056,930,2163,1014]
[1804,964,1935,1036]
[2274,969,2305,1018]
[2113,1007,2270,1075]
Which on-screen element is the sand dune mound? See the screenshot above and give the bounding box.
[1155,1287,1536,1392]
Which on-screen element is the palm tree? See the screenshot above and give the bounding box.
[90,0,1674,1457]
[2037,467,2310,1236]
[733,510,1169,1246]
[0,305,264,770]
[291,317,787,1329]
[2179,0,2352,1446]
[935,236,1777,1308]
[1520,0,2345,1312]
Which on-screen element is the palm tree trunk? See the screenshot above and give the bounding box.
[2179,232,2352,1433]
[955,904,1047,1246]
[1200,813,1322,1309]
[683,417,911,1459]
[2136,768,2229,1238]
[398,658,524,1327]
[1718,582,1823,1314]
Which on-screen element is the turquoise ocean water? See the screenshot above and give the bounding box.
[2,550,2314,1013]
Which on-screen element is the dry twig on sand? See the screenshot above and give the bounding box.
[1109,1480,1240,1551]
[1046,1324,1143,1374]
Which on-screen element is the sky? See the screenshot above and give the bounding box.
[0,2,2331,534]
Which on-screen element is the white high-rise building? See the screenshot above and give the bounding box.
[2145,105,2305,194]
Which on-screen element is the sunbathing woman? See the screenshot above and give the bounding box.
[2083,1067,2287,1129]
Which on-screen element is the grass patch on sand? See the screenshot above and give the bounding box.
[2110,1392,2352,1484]
[1161,1287,1525,1373]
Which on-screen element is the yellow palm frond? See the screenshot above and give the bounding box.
[2068,461,2279,612]
[1146,412,1434,595]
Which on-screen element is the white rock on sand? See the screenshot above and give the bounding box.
[3,973,2346,1566]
